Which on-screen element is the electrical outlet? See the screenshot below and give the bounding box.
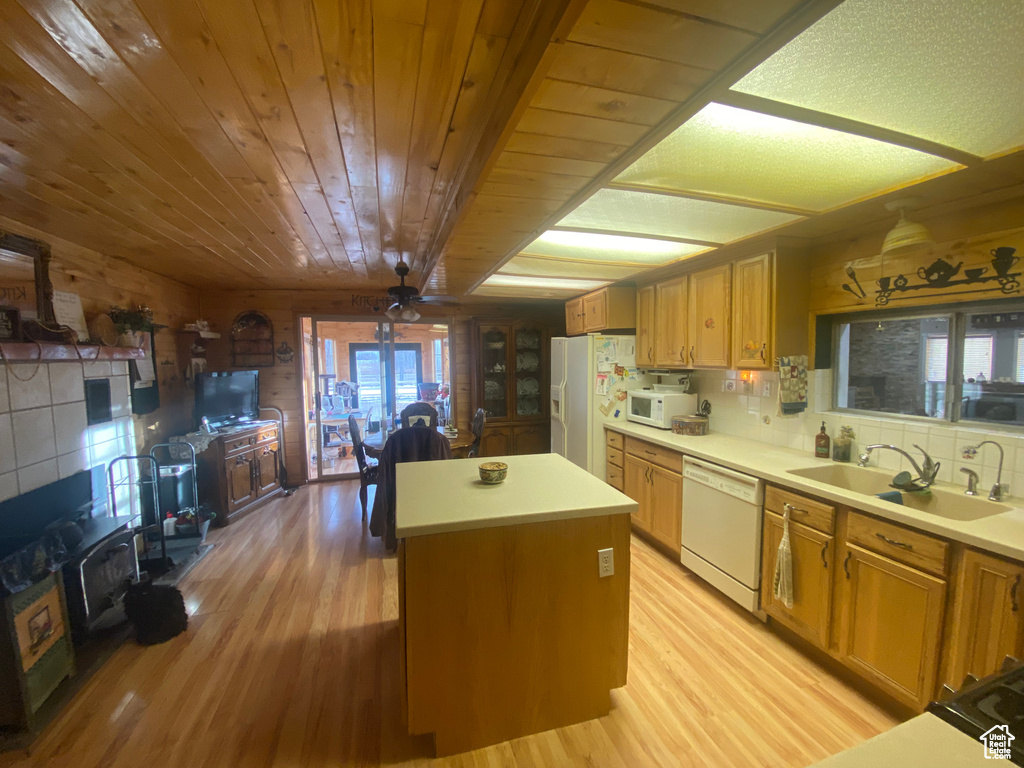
[598,548,614,578]
[724,380,736,392]
[762,381,773,398]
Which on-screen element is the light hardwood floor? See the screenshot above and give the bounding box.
[1,482,898,768]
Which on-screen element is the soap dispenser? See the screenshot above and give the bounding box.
[815,422,830,459]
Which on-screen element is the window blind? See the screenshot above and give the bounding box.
[963,335,994,381]
[925,336,948,382]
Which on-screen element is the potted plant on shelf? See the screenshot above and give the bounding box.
[107,305,164,347]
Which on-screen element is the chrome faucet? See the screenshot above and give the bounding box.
[960,467,980,496]
[857,443,941,488]
[962,441,1009,502]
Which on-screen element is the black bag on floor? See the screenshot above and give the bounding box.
[124,579,188,645]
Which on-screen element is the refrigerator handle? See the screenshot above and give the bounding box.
[560,381,567,430]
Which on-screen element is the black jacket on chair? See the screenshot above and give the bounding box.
[368,427,452,551]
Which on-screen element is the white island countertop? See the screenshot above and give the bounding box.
[606,421,1024,562]
[395,453,637,538]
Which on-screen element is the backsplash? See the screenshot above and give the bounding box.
[691,368,1024,499]
[0,360,136,506]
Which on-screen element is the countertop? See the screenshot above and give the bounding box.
[606,422,1024,561]
[395,453,636,538]
[809,714,990,767]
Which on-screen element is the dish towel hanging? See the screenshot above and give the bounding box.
[777,355,808,415]
[773,505,795,609]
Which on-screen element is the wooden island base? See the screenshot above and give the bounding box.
[398,513,631,757]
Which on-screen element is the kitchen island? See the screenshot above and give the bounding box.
[395,453,635,756]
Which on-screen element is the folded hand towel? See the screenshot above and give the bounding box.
[773,505,795,609]
[777,355,808,415]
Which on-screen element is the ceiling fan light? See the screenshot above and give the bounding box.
[385,304,401,320]
[881,210,934,255]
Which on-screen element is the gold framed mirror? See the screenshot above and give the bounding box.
[0,230,55,324]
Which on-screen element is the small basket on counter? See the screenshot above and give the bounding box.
[672,414,708,436]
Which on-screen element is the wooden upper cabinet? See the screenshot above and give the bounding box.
[565,297,585,336]
[654,276,688,368]
[688,264,731,368]
[583,291,607,330]
[565,288,636,336]
[636,285,655,367]
[732,253,773,369]
[945,548,1024,689]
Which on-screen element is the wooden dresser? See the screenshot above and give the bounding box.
[197,423,283,526]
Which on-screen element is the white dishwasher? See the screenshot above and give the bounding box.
[680,458,765,614]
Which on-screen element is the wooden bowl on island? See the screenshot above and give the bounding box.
[478,461,508,484]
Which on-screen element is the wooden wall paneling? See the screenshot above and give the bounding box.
[0,215,201,447]
[200,290,563,483]
[529,79,676,127]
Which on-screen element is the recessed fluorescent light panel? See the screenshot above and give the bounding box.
[480,274,609,291]
[615,103,958,211]
[522,230,709,265]
[732,0,1024,157]
[558,188,801,243]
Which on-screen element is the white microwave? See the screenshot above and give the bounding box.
[626,391,698,429]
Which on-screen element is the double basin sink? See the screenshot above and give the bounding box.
[786,464,1011,522]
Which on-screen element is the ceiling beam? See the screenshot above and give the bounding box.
[462,0,846,295]
[605,181,817,216]
[716,90,984,168]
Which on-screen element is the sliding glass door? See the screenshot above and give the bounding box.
[300,316,451,482]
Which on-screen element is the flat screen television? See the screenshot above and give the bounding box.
[195,370,260,428]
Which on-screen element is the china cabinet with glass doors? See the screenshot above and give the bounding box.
[472,320,550,457]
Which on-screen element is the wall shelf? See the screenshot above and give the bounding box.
[0,342,145,362]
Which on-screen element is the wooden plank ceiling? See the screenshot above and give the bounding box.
[0,0,842,296]
[0,0,583,290]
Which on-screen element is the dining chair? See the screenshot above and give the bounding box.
[467,408,486,458]
[451,407,486,459]
[368,425,452,550]
[348,415,378,520]
[400,401,438,428]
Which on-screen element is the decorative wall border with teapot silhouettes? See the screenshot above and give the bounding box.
[870,245,1020,306]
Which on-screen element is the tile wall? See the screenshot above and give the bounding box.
[0,360,136,504]
[691,368,1024,499]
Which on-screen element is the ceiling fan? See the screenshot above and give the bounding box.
[385,261,456,322]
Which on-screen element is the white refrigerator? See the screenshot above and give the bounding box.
[550,335,647,477]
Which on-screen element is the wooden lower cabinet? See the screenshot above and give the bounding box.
[197,424,283,525]
[511,424,548,455]
[225,452,258,512]
[623,454,652,531]
[761,511,834,650]
[944,548,1024,689]
[623,451,681,554]
[835,543,947,710]
[479,425,512,457]
[648,466,682,553]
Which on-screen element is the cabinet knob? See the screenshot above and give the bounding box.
[820,541,828,568]
[689,346,695,363]
[843,550,852,579]
[1013,574,1021,613]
